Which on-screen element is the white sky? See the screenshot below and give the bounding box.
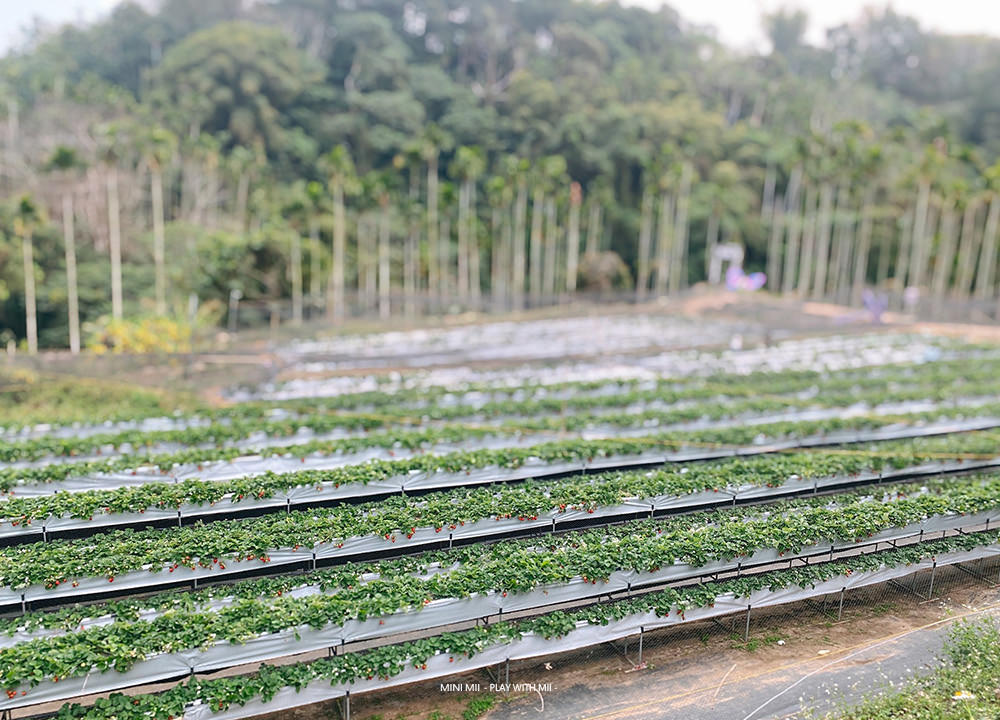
[1,0,1000,54]
[626,0,1000,50]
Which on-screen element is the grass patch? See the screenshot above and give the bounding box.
[462,695,496,720]
[0,367,203,429]
[815,619,1000,719]
[731,633,786,652]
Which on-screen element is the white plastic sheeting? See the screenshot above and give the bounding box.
[0,416,217,442]
[253,333,956,401]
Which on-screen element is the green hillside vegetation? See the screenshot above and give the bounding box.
[2,0,1000,348]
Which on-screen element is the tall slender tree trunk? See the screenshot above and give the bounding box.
[919,206,939,304]
[182,161,198,225]
[954,201,980,301]
[931,202,957,307]
[781,197,800,295]
[290,231,303,326]
[490,205,503,310]
[908,179,932,291]
[828,186,852,305]
[811,182,835,299]
[585,202,600,256]
[761,164,777,221]
[542,196,558,301]
[21,230,37,355]
[670,162,692,294]
[893,209,913,310]
[797,185,818,298]
[655,191,674,296]
[851,187,875,307]
[457,181,469,303]
[205,169,219,229]
[975,195,1000,301]
[404,230,416,317]
[5,98,18,154]
[529,187,544,303]
[427,155,440,304]
[357,215,372,313]
[328,181,346,322]
[566,183,582,294]
[107,166,124,320]
[405,170,419,317]
[637,189,653,297]
[836,207,855,306]
[379,202,391,319]
[766,196,784,292]
[512,179,527,310]
[875,230,891,293]
[781,166,803,295]
[151,167,167,316]
[469,183,480,309]
[500,202,513,308]
[704,211,720,283]
[309,218,321,311]
[366,218,377,313]
[440,214,452,301]
[63,193,81,354]
[235,171,250,231]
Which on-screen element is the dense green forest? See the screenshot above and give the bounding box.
[2,0,1000,351]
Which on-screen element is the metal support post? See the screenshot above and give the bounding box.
[928,562,937,599]
[638,626,644,665]
[837,587,845,621]
[744,604,751,642]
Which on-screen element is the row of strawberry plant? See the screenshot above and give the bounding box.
[0,414,399,464]
[0,425,508,490]
[0,395,820,463]
[0,364,850,434]
[4,428,1000,532]
[8,341,992,436]
[9,390,1000,488]
[15,391,1000,493]
[0,471,996,616]
[8,356,1000,462]
[44,528,1000,719]
[509,400,1000,433]
[261,349,1000,413]
[0,391,892,463]
[4,478,979,641]
[302,374,1000,422]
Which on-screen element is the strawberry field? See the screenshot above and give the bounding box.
[4,320,1000,720]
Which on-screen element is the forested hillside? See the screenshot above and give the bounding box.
[2,0,1000,350]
